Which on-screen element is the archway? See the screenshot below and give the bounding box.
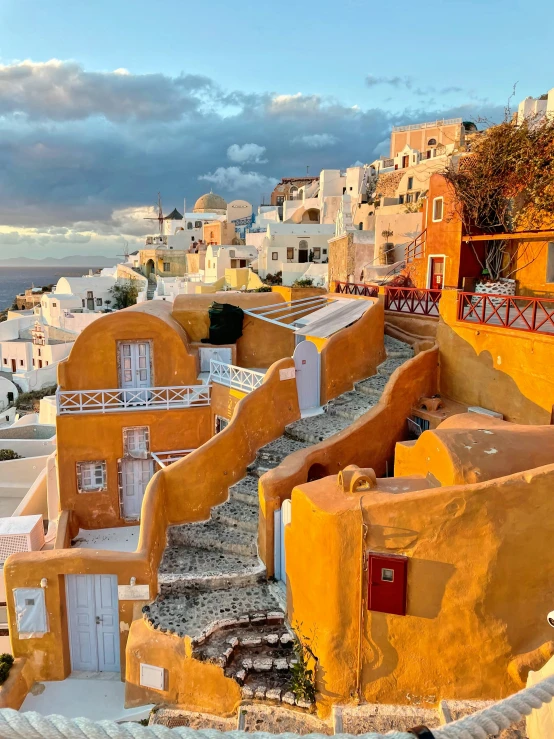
[307,463,327,482]
[145,259,155,278]
[301,208,320,223]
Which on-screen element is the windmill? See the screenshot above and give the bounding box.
[117,241,130,262]
[144,192,165,235]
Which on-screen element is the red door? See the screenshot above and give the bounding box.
[368,553,408,616]
[430,257,444,290]
[10,359,16,373]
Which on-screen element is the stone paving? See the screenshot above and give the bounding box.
[144,336,415,708]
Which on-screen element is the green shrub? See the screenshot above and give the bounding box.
[291,277,314,288]
[15,385,57,411]
[109,283,139,309]
[0,450,22,462]
[0,654,14,686]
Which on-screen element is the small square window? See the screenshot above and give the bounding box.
[432,197,444,222]
[163,262,171,272]
[382,568,394,582]
[313,248,321,259]
[323,249,327,255]
[3,359,7,366]
[272,252,278,260]
[52,302,57,308]
[398,195,405,205]
[19,359,23,366]
[287,248,294,260]
[96,298,102,306]
[77,461,107,493]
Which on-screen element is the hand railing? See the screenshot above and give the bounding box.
[57,385,211,414]
[385,286,442,316]
[458,291,554,335]
[209,360,265,393]
[334,282,378,297]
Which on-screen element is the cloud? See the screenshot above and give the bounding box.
[227,143,268,164]
[292,134,339,149]
[0,58,505,257]
[0,59,215,121]
[366,75,414,90]
[199,167,278,192]
[373,138,390,156]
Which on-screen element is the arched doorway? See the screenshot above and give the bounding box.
[145,259,155,278]
[301,208,320,223]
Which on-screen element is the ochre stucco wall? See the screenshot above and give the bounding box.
[259,348,439,576]
[286,463,554,714]
[58,301,198,391]
[437,289,554,424]
[0,658,35,709]
[56,406,212,529]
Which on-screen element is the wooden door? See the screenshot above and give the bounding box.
[94,575,120,672]
[121,458,154,520]
[293,340,320,411]
[430,257,444,290]
[10,359,16,373]
[118,341,151,402]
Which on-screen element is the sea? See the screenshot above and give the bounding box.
[0,266,100,311]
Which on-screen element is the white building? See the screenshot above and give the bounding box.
[54,275,117,311]
[204,244,258,283]
[516,87,554,125]
[257,223,335,284]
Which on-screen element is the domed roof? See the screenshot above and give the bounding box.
[193,191,227,213]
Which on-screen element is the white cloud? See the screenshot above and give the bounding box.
[199,167,278,192]
[373,138,390,156]
[268,93,322,115]
[227,143,268,164]
[292,133,339,149]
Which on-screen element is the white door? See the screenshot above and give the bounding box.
[293,340,320,411]
[199,347,232,373]
[118,342,151,402]
[66,574,120,673]
[274,499,292,585]
[121,458,154,520]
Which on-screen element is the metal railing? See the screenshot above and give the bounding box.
[392,117,462,132]
[209,360,265,393]
[405,229,427,263]
[458,291,554,335]
[335,281,379,297]
[385,286,442,316]
[57,385,211,414]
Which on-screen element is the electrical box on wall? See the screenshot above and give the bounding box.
[140,663,166,691]
[367,553,408,616]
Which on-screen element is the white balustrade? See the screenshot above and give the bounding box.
[209,360,265,393]
[57,385,211,414]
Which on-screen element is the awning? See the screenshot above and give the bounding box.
[294,298,372,338]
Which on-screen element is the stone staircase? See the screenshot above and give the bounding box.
[146,278,157,300]
[143,335,414,707]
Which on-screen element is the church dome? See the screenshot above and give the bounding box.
[193,191,227,214]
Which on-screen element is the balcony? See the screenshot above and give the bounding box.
[56,385,211,415]
[458,292,554,335]
[385,286,442,317]
[209,360,265,393]
[335,281,379,298]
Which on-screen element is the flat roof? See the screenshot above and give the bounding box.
[71,526,139,552]
[295,298,372,338]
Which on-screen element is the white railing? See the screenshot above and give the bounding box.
[56,385,211,414]
[209,360,265,393]
[151,449,195,468]
[392,117,462,132]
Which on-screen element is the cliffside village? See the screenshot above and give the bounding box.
[1,86,554,739]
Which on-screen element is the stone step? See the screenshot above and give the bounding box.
[355,373,388,398]
[168,520,257,557]
[256,436,308,465]
[212,499,258,533]
[377,357,406,377]
[158,546,266,594]
[384,335,414,359]
[229,475,259,507]
[285,413,349,444]
[326,391,377,422]
[143,583,283,640]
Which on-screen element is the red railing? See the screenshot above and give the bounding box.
[458,292,554,335]
[405,229,427,263]
[335,281,379,297]
[385,286,442,316]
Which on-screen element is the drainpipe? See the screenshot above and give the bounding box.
[356,495,369,703]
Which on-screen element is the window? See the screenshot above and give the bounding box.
[382,568,394,582]
[359,222,363,230]
[195,221,202,229]
[276,196,284,205]
[77,461,107,493]
[96,298,102,306]
[398,195,405,205]
[19,359,23,366]
[323,248,327,255]
[406,194,413,204]
[52,302,57,308]
[427,138,437,146]
[38,348,41,357]
[546,243,554,282]
[163,262,171,272]
[82,299,85,307]
[313,248,321,259]
[32,359,35,367]
[287,247,295,260]
[123,427,150,456]
[414,192,420,201]
[407,177,413,190]
[187,221,193,230]
[272,252,278,260]
[3,359,7,366]
[87,291,93,299]
[229,250,235,258]
[426,150,431,159]
[299,239,308,249]
[432,197,444,222]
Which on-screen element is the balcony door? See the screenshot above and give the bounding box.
[118,342,151,403]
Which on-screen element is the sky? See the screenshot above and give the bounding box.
[0,0,553,259]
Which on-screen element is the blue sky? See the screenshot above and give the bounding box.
[0,0,552,257]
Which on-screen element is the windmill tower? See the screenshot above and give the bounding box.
[144,193,165,235]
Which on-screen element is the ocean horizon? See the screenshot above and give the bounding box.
[0,265,105,311]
